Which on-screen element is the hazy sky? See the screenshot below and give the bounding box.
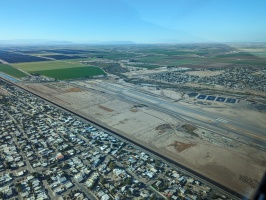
[0,0,266,43]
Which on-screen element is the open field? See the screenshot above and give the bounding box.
[58,58,95,64]
[4,43,266,70]
[0,50,50,63]
[0,64,27,77]
[13,60,105,80]
[42,54,87,60]
[13,60,91,71]
[30,66,105,80]
[128,64,161,69]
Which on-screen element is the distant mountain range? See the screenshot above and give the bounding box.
[0,39,73,45]
[0,39,136,46]
[80,40,136,45]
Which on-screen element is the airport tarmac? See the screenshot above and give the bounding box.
[79,80,266,148]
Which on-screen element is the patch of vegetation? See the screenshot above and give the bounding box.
[0,64,27,78]
[14,61,91,72]
[30,66,105,80]
[102,53,137,60]
[181,124,199,137]
[85,61,129,75]
[105,63,129,74]
[155,124,172,134]
[129,64,161,69]
[216,52,257,59]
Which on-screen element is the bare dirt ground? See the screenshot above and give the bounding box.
[64,87,84,93]
[20,81,266,197]
[155,124,173,134]
[0,86,10,96]
[124,67,169,77]
[168,141,196,152]
[141,86,183,100]
[98,105,114,112]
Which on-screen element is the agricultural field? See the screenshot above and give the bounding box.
[0,50,50,63]
[63,57,96,64]
[12,60,105,80]
[43,55,87,60]
[7,43,266,80]
[8,43,266,69]
[102,52,137,60]
[30,66,105,80]
[44,49,92,54]
[14,61,90,71]
[0,64,27,77]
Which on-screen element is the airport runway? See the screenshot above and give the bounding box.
[79,80,266,149]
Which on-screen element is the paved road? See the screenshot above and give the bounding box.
[86,118,241,200]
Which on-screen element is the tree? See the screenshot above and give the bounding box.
[150,196,157,200]
[125,177,132,185]
[32,172,41,178]
[0,192,4,199]
[108,161,116,170]
[100,177,106,184]
[126,190,131,195]
[155,159,161,166]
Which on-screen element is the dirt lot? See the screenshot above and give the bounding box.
[64,87,84,93]
[168,141,196,152]
[20,81,266,197]
[0,86,10,96]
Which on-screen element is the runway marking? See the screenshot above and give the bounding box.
[216,118,229,123]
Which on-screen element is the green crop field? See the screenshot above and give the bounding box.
[30,66,105,80]
[12,60,105,80]
[139,56,206,66]
[13,61,91,72]
[251,52,266,58]
[0,64,27,78]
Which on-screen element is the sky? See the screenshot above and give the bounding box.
[0,0,266,43]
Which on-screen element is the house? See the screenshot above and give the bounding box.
[0,186,13,198]
[56,153,64,161]
[53,186,65,195]
[140,190,150,198]
[74,173,85,182]
[64,181,73,189]
[16,170,26,177]
[58,176,67,184]
[27,175,34,181]
[155,180,162,187]
[179,187,187,194]
[101,194,110,200]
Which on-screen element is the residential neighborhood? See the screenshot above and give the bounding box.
[0,79,235,200]
[149,66,266,92]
